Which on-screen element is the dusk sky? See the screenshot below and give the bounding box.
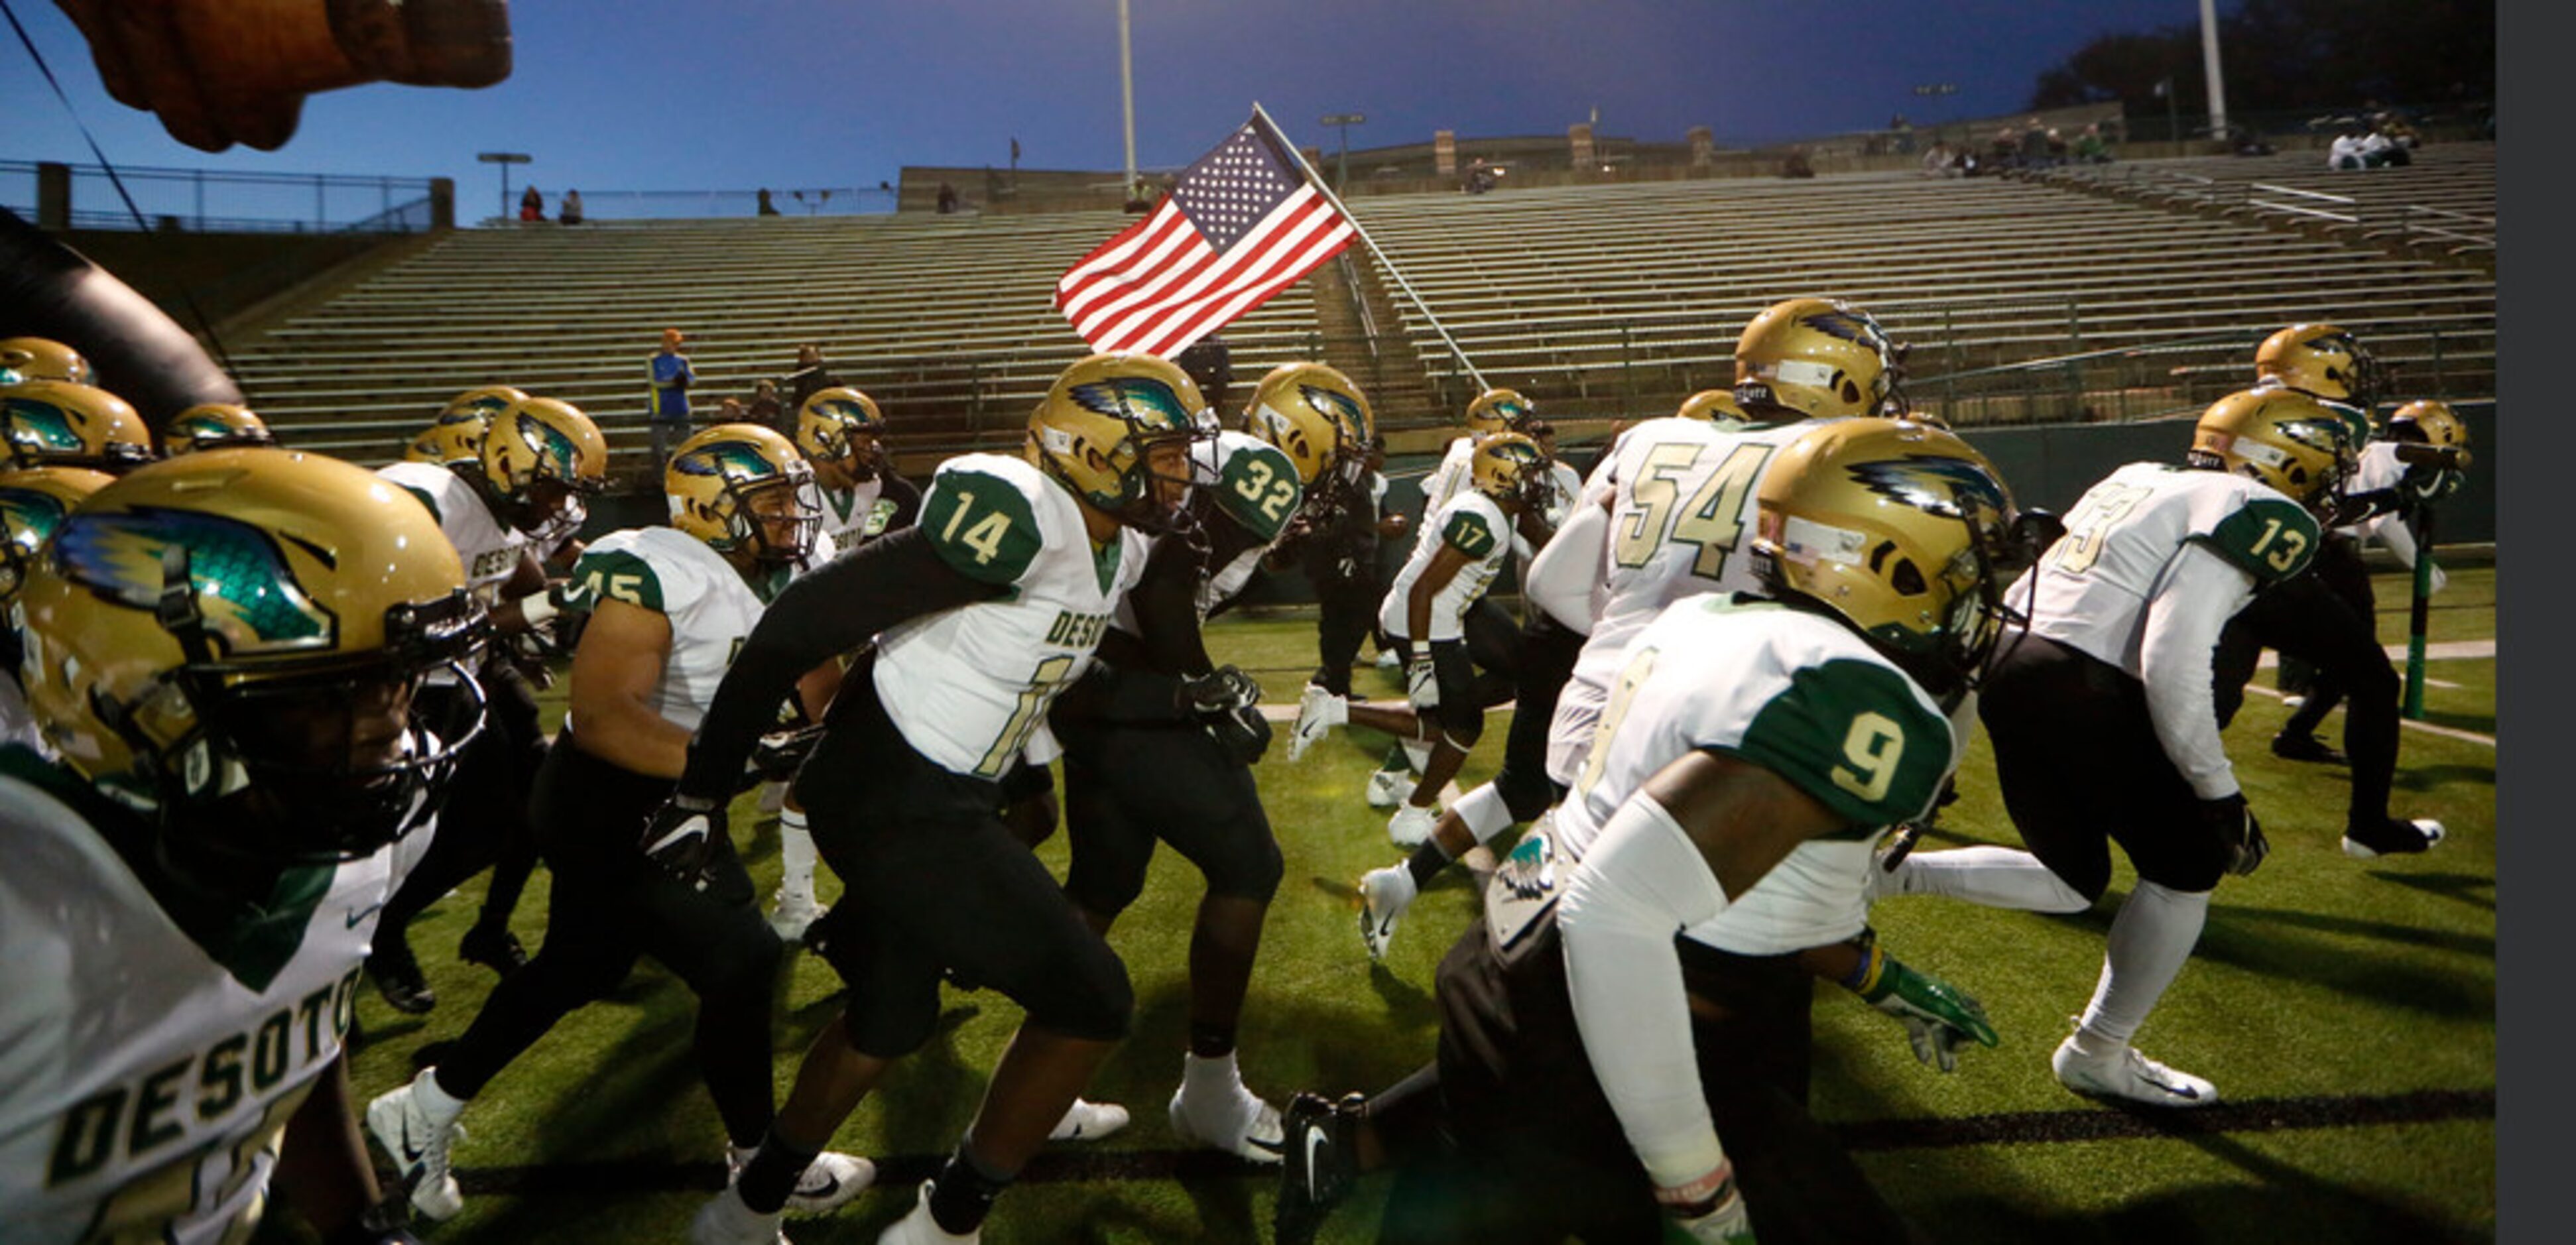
[7,2,2206,211]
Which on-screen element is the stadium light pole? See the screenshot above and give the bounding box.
[2199,0,2230,142]
[1321,113,1366,191]
[1117,0,1138,204]
[477,151,530,223]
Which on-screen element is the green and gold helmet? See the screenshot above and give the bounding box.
[1751,418,2018,699]
[1,380,156,472]
[2385,398,2471,503]
[0,465,115,601]
[1244,361,1373,488]
[161,402,277,457]
[1676,388,1752,428]
[476,396,608,533]
[667,423,820,566]
[1733,296,1908,419]
[1468,430,1550,508]
[15,449,487,866]
[2189,387,2359,516]
[794,386,889,480]
[2255,324,2388,408]
[0,336,95,386]
[1463,388,1535,437]
[404,385,525,463]
[1026,353,1209,532]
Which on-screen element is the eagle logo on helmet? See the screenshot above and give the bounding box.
[3,395,88,458]
[1068,378,1197,434]
[1300,383,1366,431]
[1,489,76,552]
[519,410,583,479]
[54,507,337,652]
[672,438,786,487]
[1845,454,2012,523]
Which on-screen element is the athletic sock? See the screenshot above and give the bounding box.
[927,1142,1014,1235]
[2075,880,2211,1049]
[1187,1021,1238,1061]
[736,1128,819,1215]
[1890,845,2091,912]
[1403,839,1453,890]
[777,807,817,900]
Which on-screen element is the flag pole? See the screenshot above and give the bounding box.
[1250,101,1487,394]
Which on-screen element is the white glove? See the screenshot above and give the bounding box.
[2425,563,2448,596]
[1405,652,1439,710]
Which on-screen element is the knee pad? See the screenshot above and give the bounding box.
[1437,701,1486,750]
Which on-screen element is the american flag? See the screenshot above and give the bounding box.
[1056,115,1357,358]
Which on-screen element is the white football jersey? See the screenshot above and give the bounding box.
[875,454,1147,779]
[1379,490,1513,642]
[1545,418,1817,782]
[375,461,529,601]
[561,527,779,735]
[2018,462,2319,680]
[2340,440,2404,541]
[1412,435,1477,553]
[1552,595,1955,955]
[0,748,426,1244]
[810,476,897,550]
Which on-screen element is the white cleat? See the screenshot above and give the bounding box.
[767,891,823,943]
[2342,817,2447,860]
[1287,685,1347,762]
[1048,1097,1131,1142]
[727,1144,875,1215]
[879,1179,979,1244]
[1375,648,1400,670]
[365,1069,467,1222]
[1357,864,1415,961]
[690,1185,790,1244]
[1386,803,1437,849]
[1363,768,1417,809]
[2052,1033,2219,1108]
[1170,1078,1287,1164]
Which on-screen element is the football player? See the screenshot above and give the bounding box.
[653,352,1205,1244]
[367,396,607,1010]
[0,448,485,1244]
[365,424,869,1225]
[400,386,524,467]
[1332,297,1912,960]
[0,335,95,385]
[0,379,158,472]
[1046,361,1372,1164]
[1277,418,2015,1244]
[767,385,926,937]
[159,401,278,455]
[0,465,115,751]
[1887,387,2356,1106]
[1290,432,1552,849]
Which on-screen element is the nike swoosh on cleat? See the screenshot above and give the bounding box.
[1302,1130,1330,1193]
[1247,1134,1285,1156]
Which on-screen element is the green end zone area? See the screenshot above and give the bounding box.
[278,567,2494,1243]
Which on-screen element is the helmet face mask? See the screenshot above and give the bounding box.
[666,423,822,567]
[2188,388,2360,518]
[15,449,490,873]
[1750,419,2018,702]
[1469,431,1550,511]
[1733,298,1910,420]
[2256,324,2389,408]
[1028,353,1213,535]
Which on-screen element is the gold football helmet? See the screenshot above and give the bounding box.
[476,396,609,533]
[1,379,156,471]
[0,465,115,601]
[1027,353,1209,532]
[1463,388,1535,437]
[161,403,278,456]
[1244,362,1373,487]
[2254,324,2388,408]
[1676,388,1752,426]
[1751,418,2017,698]
[2384,398,2472,501]
[0,336,95,386]
[1468,430,1550,509]
[2188,388,2359,515]
[666,423,820,566]
[14,449,487,864]
[1733,297,1909,419]
[794,386,889,480]
[405,386,525,464]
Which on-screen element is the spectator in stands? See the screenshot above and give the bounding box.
[1465,158,1496,195]
[1176,334,1235,415]
[1922,141,1961,178]
[2374,111,2422,150]
[1991,125,2022,168]
[648,326,695,473]
[2074,123,2113,164]
[1780,148,1816,179]
[2021,119,2054,168]
[936,182,960,213]
[519,184,542,222]
[745,379,784,432]
[560,188,584,225]
[781,343,837,423]
[757,188,780,215]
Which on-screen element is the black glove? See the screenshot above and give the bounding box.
[2199,793,2269,877]
[1179,665,1262,715]
[747,723,824,786]
[1203,702,1274,765]
[641,792,725,890]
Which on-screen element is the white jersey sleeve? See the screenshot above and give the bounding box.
[0,750,419,1245]
[1412,436,1477,552]
[375,461,528,601]
[873,455,1145,778]
[560,528,772,735]
[1378,491,1512,641]
[1197,431,1304,614]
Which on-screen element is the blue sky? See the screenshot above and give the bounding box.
[5,1,2191,204]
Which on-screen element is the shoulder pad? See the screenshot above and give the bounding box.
[922,465,1046,585]
[566,542,666,613]
[1439,501,1502,559]
[1211,437,1303,543]
[1728,656,1953,829]
[2197,495,2321,584]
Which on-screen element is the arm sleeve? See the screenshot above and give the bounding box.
[677,526,1006,798]
[1523,498,1609,633]
[2362,508,2420,567]
[1128,530,1221,676]
[1050,662,1188,725]
[1556,794,1735,1191]
[2140,542,2260,800]
[879,471,924,533]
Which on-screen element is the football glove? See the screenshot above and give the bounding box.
[640,792,725,891]
[1180,665,1262,715]
[748,723,824,785]
[1405,652,1439,710]
[2200,793,2269,877]
[1658,1163,1754,1243]
[1849,945,2000,1073]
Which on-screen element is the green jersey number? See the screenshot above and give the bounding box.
[974,654,1077,779]
[2045,481,2154,576]
[1613,442,1774,579]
